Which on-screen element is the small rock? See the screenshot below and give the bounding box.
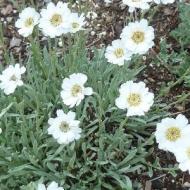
[148,77,155,83]
[10,37,22,48]
[174,105,184,112]
[145,181,152,190]
[115,22,123,37]
[7,17,13,23]
[163,7,173,16]
[1,4,13,16]
[183,182,190,187]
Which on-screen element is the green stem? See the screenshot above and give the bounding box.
[119,117,128,128]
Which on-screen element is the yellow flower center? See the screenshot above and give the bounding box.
[165,127,181,142]
[127,93,141,107]
[114,48,124,58]
[186,147,190,159]
[59,122,70,132]
[10,75,17,81]
[132,31,145,44]
[25,17,34,27]
[50,14,62,27]
[71,84,82,97]
[72,22,80,29]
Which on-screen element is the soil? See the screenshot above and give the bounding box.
[1,0,190,189]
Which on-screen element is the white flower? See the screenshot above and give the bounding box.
[174,138,190,163]
[0,64,26,95]
[15,7,40,37]
[155,114,190,152]
[38,181,64,190]
[48,110,81,144]
[171,137,190,173]
[115,81,154,116]
[105,39,132,66]
[178,160,190,174]
[154,0,175,4]
[69,13,86,33]
[61,73,93,108]
[0,128,2,134]
[121,19,154,55]
[122,0,152,12]
[104,0,112,3]
[39,1,71,38]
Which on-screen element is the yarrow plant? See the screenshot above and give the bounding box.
[15,7,40,37]
[1,0,189,189]
[174,138,190,173]
[0,64,26,95]
[68,13,86,33]
[15,2,86,38]
[155,114,190,173]
[115,81,154,116]
[105,1,177,15]
[39,2,71,38]
[122,0,152,12]
[105,0,176,6]
[104,0,112,3]
[60,73,93,108]
[48,110,81,144]
[105,39,132,66]
[121,19,154,55]
[105,19,155,65]
[153,0,175,4]
[155,114,190,152]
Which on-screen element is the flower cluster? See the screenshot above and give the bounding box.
[0,66,93,145]
[5,2,156,147]
[105,19,154,66]
[46,73,93,145]
[104,0,176,12]
[103,0,187,175]
[105,0,176,65]
[15,2,86,38]
[122,0,152,13]
[155,114,190,173]
[3,0,186,188]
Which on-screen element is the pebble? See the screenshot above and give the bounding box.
[58,40,63,47]
[183,182,190,187]
[90,31,96,36]
[10,37,22,48]
[7,17,12,22]
[1,4,13,16]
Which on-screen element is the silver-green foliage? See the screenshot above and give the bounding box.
[0,30,169,189]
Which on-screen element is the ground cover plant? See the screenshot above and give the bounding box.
[0,0,190,189]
